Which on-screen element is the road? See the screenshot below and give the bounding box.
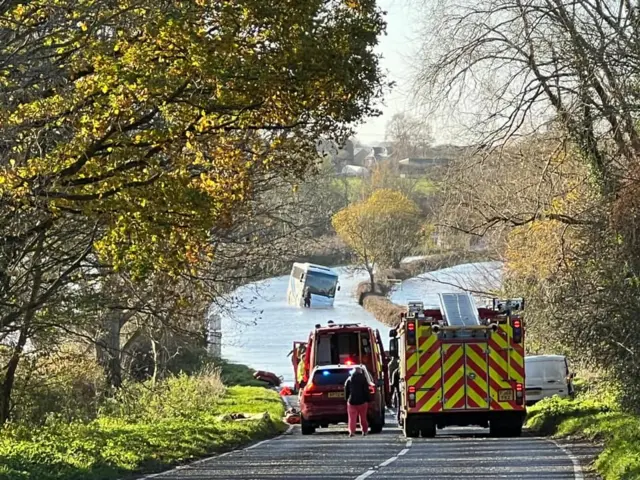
[150,412,592,480]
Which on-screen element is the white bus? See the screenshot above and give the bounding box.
[287,263,340,308]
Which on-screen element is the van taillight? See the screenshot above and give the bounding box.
[408,385,416,407]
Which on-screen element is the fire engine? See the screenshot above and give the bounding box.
[389,293,526,438]
[292,322,391,417]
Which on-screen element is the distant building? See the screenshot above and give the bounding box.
[398,145,466,175]
[341,165,370,177]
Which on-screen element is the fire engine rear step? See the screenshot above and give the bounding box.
[438,293,481,326]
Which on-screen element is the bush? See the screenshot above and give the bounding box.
[527,391,640,480]
[0,380,286,480]
[11,348,106,425]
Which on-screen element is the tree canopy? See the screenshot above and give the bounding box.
[0,0,388,424]
[332,189,422,284]
[0,0,386,275]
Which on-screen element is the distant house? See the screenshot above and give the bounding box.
[341,165,370,177]
[353,147,376,168]
[398,145,466,175]
[372,146,390,162]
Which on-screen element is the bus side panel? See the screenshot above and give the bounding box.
[287,274,302,307]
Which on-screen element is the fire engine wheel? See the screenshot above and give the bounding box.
[300,416,315,435]
[403,417,420,438]
[420,421,436,438]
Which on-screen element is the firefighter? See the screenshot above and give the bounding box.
[296,345,307,388]
[303,287,311,308]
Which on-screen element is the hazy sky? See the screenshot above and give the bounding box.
[355,0,422,145]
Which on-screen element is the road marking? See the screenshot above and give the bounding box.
[245,439,270,450]
[549,439,584,480]
[353,435,414,479]
[136,424,294,479]
[379,456,398,467]
[354,470,375,480]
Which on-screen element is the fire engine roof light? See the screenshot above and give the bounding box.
[344,359,354,365]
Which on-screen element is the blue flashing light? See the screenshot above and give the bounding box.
[322,370,330,376]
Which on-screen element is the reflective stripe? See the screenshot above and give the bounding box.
[465,343,489,409]
[442,344,465,409]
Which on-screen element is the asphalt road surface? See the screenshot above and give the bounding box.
[147,411,595,480]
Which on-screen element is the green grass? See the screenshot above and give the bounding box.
[527,395,640,480]
[0,383,286,480]
[215,359,266,387]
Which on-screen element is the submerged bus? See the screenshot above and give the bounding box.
[287,263,340,308]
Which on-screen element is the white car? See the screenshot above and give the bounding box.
[525,355,575,405]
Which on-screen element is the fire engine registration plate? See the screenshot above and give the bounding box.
[328,392,343,398]
[498,389,514,401]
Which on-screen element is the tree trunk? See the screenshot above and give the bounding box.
[0,326,28,425]
[368,268,375,290]
[0,235,44,426]
[96,312,123,389]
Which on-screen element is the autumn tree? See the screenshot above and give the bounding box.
[0,0,387,424]
[385,112,434,159]
[332,189,422,286]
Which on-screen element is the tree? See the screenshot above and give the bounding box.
[332,189,422,285]
[385,113,433,159]
[0,0,388,424]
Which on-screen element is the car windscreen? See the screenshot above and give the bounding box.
[312,369,351,386]
[305,271,338,297]
[526,359,567,381]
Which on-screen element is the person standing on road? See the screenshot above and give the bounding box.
[344,366,371,437]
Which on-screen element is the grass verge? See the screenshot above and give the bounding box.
[0,382,286,480]
[526,396,640,480]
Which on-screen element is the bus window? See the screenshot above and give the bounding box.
[305,271,338,297]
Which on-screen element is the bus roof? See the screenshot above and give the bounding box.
[292,262,338,276]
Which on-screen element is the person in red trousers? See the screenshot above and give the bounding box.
[344,366,371,437]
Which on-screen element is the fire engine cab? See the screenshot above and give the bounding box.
[389,293,526,438]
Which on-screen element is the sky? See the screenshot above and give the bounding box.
[355,0,424,145]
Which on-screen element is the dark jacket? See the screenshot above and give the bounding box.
[344,371,371,406]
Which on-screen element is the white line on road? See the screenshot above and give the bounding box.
[354,470,375,480]
[353,435,414,479]
[379,456,398,467]
[137,424,294,479]
[549,439,585,480]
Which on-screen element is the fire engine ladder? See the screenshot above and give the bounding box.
[438,293,481,326]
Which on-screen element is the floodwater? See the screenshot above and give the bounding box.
[218,262,502,383]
